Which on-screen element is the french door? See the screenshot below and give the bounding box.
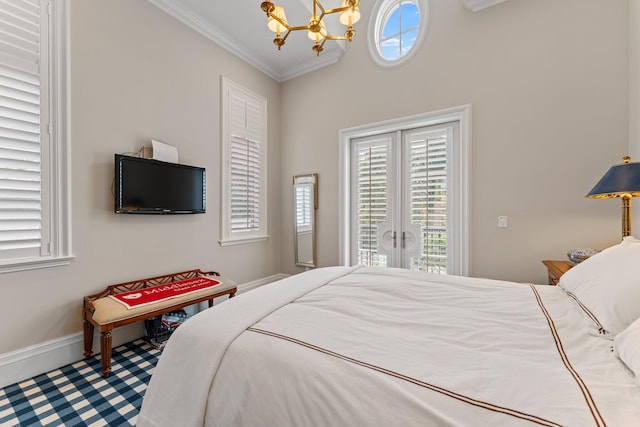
[350,122,457,273]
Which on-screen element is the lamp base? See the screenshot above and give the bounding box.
[622,195,632,238]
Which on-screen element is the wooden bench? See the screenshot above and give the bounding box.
[82,269,237,377]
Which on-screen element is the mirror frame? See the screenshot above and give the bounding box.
[293,174,318,267]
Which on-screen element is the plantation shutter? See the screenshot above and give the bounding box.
[353,136,391,267]
[407,128,448,273]
[349,124,454,273]
[295,185,311,228]
[0,0,43,257]
[221,77,267,245]
[229,92,262,233]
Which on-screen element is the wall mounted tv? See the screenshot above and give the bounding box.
[114,154,206,214]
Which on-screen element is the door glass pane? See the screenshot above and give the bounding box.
[354,139,390,267]
[407,128,448,273]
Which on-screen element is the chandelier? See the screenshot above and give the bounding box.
[260,0,361,56]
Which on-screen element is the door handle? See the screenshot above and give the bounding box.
[402,231,406,249]
[392,231,397,248]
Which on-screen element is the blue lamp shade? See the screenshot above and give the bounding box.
[587,156,640,239]
[586,157,640,199]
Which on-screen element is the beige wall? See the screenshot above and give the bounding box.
[0,0,282,355]
[0,0,632,358]
[280,0,629,283]
[631,1,640,164]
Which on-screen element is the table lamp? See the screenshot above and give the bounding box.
[587,156,640,238]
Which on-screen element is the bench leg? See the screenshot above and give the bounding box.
[83,318,94,359]
[100,330,113,378]
[208,290,236,308]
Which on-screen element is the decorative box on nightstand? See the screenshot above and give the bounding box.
[541,260,574,286]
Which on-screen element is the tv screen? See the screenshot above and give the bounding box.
[114,154,206,214]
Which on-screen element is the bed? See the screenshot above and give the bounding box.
[138,238,640,427]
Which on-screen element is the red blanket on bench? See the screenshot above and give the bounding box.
[110,277,221,309]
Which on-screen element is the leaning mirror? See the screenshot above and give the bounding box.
[293,174,318,267]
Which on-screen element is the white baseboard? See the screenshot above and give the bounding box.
[0,323,142,389]
[0,333,82,389]
[238,273,288,294]
[0,273,287,389]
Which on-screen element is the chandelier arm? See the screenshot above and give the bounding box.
[322,34,349,40]
[322,6,353,15]
[286,24,312,32]
[281,30,292,43]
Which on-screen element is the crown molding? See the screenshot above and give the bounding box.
[462,0,509,12]
[279,48,344,81]
[147,0,344,82]
[147,0,282,81]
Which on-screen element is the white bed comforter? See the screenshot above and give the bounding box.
[137,266,640,427]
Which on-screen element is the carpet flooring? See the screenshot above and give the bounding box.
[0,340,160,426]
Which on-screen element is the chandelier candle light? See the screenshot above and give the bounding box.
[261,0,361,56]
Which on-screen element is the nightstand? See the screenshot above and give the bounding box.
[541,260,574,285]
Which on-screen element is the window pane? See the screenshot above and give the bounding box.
[230,137,262,233]
[401,2,420,28]
[382,44,400,61]
[381,3,400,38]
[355,142,389,268]
[408,132,448,273]
[373,0,424,65]
[401,28,419,56]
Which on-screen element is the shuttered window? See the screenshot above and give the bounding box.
[0,0,71,272]
[0,0,42,259]
[220,78,267,245]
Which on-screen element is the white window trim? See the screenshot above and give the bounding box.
[0,0,73,274]
[463,0,509,13]
[338,104,471,275]
[219,77,268,246]
[368,0,430,68]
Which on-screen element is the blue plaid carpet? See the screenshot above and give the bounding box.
[0,339,160,426]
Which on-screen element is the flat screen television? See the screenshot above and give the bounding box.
[114,154,206,214]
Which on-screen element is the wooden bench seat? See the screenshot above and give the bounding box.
[82,269,237,377]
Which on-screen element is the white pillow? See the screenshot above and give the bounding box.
[559,236,640,335]
[614,317,640,384]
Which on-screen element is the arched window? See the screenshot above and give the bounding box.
[368,0,428,67]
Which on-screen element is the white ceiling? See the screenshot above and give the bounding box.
[147,0,508,82]
[147,0,354,82]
